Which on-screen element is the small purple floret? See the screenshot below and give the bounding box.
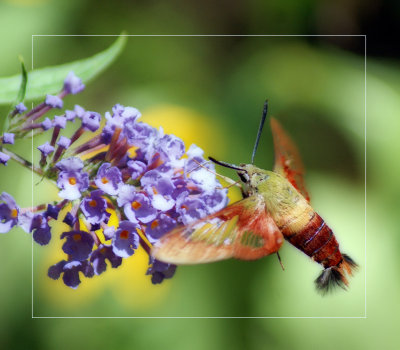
[37,142,55,157]
[127,160,147,180]
[63,71,85,95]
[155,134,185,162]
[53,115,67,129]
[57,136,71,149]
[63,212,77,227]
[176,192,207,225]
[117,184,137,207]
[124,122,157,151]
[41,118,53,130]
[147,258,177,284]
[45,94,63,109]
[90,244,122,275]
[45,204,60,220]
[81,111,101,132]
[141,170,176,212]
[124,192,157,224]
[112,221,139,258]
[103,226,115,240]
[57,170,89,200]
[18,211,35,233]
[3,133,15,145]
[65,110,76,122]
[0,192,19,233]
[48,260,94,289]
[201,189,229,213]
[0,152,10,166]
[31,214,51,245]
[104,104,141,136]
[48,260,66,280]
[74,105,86,118]
[56,156,84,172]
[146,213,176,242]
[61,230,94,261]
[121,106,141,121]
[94,163,122,196]
[15,102,27,114]
[56,157,88,200]
[185,157,220,193]
[80,190,108,225]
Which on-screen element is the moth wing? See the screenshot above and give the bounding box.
[152,196,284,264]
[270,117,310,201]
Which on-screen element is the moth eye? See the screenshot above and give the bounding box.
[238,172,249,183]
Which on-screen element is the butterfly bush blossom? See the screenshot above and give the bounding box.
[0,72,228,288]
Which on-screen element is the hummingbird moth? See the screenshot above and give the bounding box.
[152,101,357,294]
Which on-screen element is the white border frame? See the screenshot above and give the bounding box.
[31,34,367,319]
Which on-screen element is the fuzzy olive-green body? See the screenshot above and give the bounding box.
[239,164,313,233]
[239,164,343,268]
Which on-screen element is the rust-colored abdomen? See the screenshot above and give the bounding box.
[282,212,343,268]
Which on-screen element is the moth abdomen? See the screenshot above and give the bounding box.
[284,213,338,265]
[282,212,357,293]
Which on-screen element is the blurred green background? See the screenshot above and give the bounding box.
[0,0,398,349]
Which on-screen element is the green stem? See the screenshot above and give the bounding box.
[1,147,44,177]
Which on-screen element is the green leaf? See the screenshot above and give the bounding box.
[0,35,127,104]
[15,56,28,105]
[0,58,28,134]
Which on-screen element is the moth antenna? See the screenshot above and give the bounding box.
[315,254,358,295]
[192,159,241,188]
[276,252,285,271]
[209,157,245,172]
[251,100,268,164]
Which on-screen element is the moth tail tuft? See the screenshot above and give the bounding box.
[342,254,358,273]
[315,254,358,295]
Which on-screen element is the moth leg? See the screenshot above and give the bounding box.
[216,180,241,190]
[276,252,285,271]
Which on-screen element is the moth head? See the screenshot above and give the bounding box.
[208,158,270,196]
[239,164,270,188]
[237,169,250,184]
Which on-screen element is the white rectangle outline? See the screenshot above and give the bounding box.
[30,34,367,319]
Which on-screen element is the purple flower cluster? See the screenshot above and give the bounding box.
[0,192,19,233]
[0,72,228,288]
